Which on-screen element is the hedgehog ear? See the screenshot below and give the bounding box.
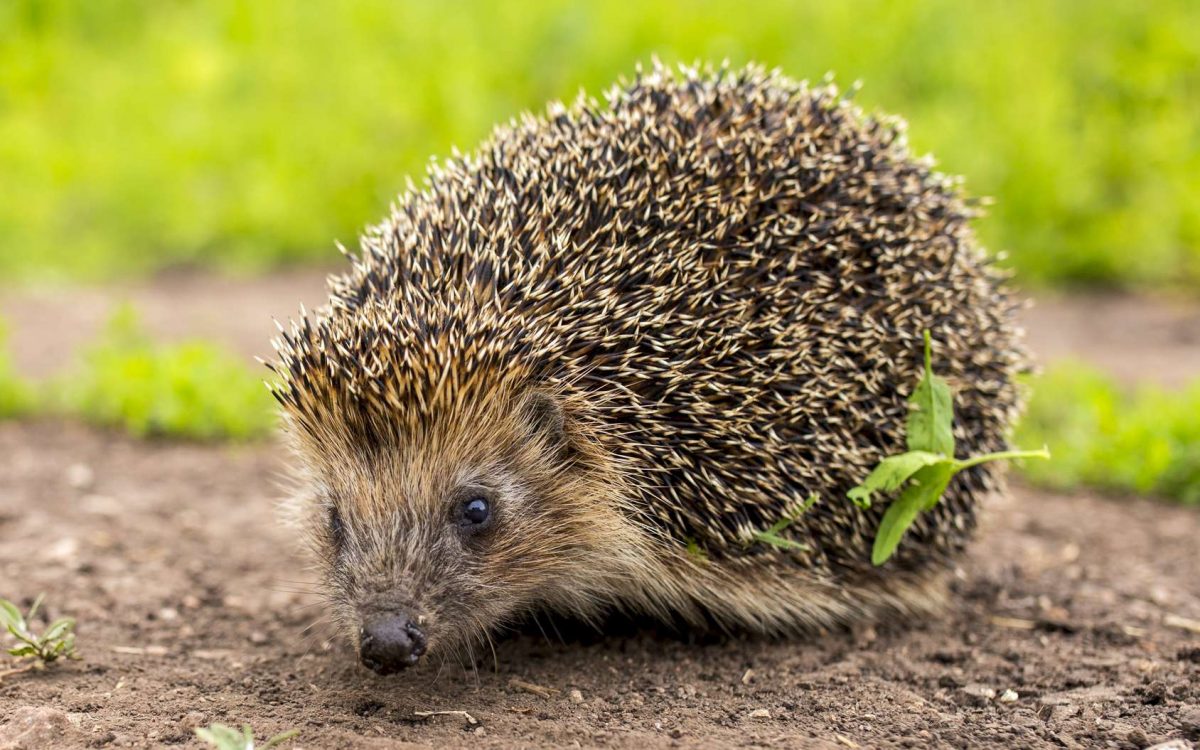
[519,390,568,452]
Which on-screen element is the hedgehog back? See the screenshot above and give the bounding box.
[281,65,1023,576]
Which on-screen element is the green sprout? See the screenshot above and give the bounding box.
[0,595,80,680]
[850,331,1049,565]
[748,493,819,552]
[195,724,300,750]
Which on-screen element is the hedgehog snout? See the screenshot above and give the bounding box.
[358,612,427,674]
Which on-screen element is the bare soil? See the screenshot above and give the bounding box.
[1,273,1199,749]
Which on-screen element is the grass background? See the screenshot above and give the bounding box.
[2,0,1198,288]
[51,307,275,441]
[1015,366,1200,504]
[0,310,273,439]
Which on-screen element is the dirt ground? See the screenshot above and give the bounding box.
[1,273,1199,749]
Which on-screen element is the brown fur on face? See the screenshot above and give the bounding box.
[287,378,655,663]
[271,61,1026,673]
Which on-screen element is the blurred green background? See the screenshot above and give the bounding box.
[3,0,1198,288]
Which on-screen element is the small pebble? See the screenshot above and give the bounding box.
[568,689,584,704]
[999,689,1019,703]
[176,712,207,732]
[80,494,122,516]
[748,708,771,719]
[1143,740,1194,750]
[1179,706,1200,737]
[65,463,94,490]
[46,537,79,563]
[957,684,996,708]
[0,706,84,747]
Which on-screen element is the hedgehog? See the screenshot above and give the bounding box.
[269,62,1024,675]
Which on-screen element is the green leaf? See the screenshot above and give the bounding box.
[953,447,1052,471]
[917,463,957,512]
[196,724,248,750]
[762,493,819,534]
[751,531,810,552]
[856,331,1052,566]
[262,729,301,749]
[43,617,75,644]
[0,599,25,632]
[7,623,38,647]
[847,451,949,508]
[871,463,954,565]
[8,645,37,657]
[906,330,955,457]
[26,594,44,622]
[749,493,818,551]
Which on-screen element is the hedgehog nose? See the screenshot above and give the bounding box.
[359,615,426,674]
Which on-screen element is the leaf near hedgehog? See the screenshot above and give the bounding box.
[749,492,819,552]
[851,331,1049,566]
[906,329,955,457]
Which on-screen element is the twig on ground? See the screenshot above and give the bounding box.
[1164,614,1200,634]
[413,710,479,725]
[508,678,560,699]
[989,616,1036,630]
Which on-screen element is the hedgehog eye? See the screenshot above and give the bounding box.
[458,496,491,531]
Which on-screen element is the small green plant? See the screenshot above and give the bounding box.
[57,306,275,440]
[684,538,708,562]
[195,724,299,750]
[748,493,819,552]
[850,331,1049,565]
[0,595,80,680]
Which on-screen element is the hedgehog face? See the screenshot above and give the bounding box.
[301,388,625,675]
[323,466,540,675]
